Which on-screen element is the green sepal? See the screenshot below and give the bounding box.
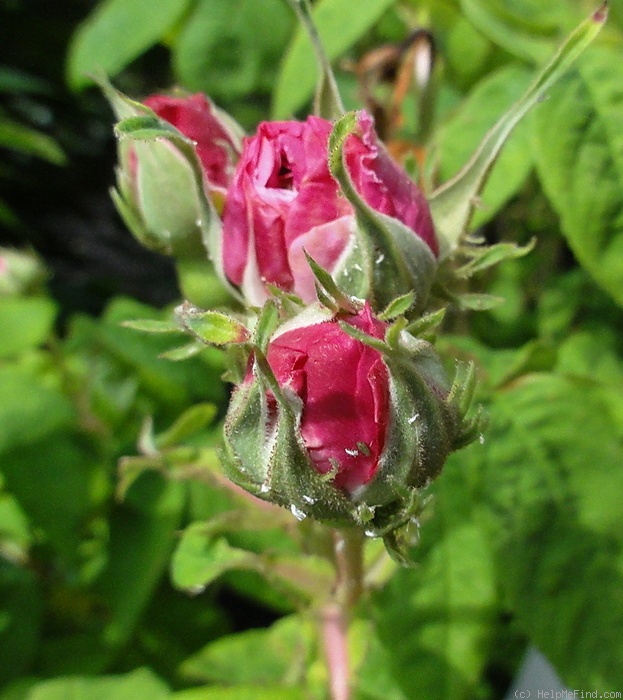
[378,292,416,321]
[223,351,359,526]
[446,361,477,418]
[453,238,536,279]
[355,349,457,514]
[304,251,358,314]
[454,406,488,449]
[175,302,250,346]
[252,299,281,353]
[114,114,182,141]
[328,113,438,314]
[405,307,446,339]
[121,318,183,334]
[337,320,388,354]
[381,511,425,568]
[429,4,607,257]
[385,316,409,350]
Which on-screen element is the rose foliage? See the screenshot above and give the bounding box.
[10,4,608,699]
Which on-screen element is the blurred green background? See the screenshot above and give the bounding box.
[1,1,623,698]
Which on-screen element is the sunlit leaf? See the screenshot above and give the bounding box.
[533,47,623,307]
[67,0,192,89]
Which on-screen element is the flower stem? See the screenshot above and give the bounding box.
[334,528,364,609]
[321,528,365,700]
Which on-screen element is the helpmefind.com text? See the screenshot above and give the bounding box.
[514,691,621,699]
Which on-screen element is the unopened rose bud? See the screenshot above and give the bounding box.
[219,112,438,310]
[222,302,482,549]
[109,88,243,258]
[143,93,243,201]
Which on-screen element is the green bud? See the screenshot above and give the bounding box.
[105,84,242,261]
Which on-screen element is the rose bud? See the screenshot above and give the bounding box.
[108,86,243,259]
[143,93,243,202]
[219,111,438,312]
[222,302,482,557]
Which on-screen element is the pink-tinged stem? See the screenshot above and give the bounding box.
[321,528,365,700]
[322,602,350,700]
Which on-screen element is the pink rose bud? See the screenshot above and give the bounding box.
[264,303,390,493]
[222,302,483,553]
[109,86,243,258]
[220,112,438,310]
[143,93,242,197]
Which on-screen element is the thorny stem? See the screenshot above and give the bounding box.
[322,528,365,700]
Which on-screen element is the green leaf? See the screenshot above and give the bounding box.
[179,615,313,686]
[175,257,234,310]
[273,0,396,118]
[173,0,292,101]
[0,369,74,455]
[0,561,41,687]
[25,668,169,700]
[0,297,56,357]
[67,0,192,89]
[373,455,499,700]
[171,526,254,592]
[353,624,408,700]
[172,515,333,602]
[0,119,66,165]
[174,686,305,700]
[155,403,217,449]
[0,66,50,95]
[1,434,106,567]
[0,493,31,561]
[72,476,186,672]
[533,47,623,307]
[465,372,623,691]
[555,331,623,435]
[460,0,566,63]
[450,292,504,311]
[429,4,607,257]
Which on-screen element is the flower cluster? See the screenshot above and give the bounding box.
[110,88,483,557]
